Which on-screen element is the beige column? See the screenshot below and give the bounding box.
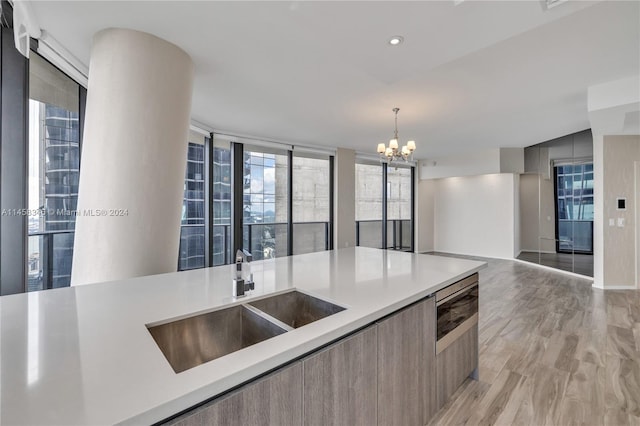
[71,28,194,285]
[334,148,356,248]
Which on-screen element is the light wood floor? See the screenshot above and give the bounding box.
[428,255,640,426]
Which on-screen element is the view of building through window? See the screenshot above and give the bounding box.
[555,163,594,253]
[27,53,80,291]
[355,162,383,248]
[23,53,411,290]
[178,135,206,270]
[212,139,232,266]
[386,166,412,251]
[292,154,331,254]
[243,148,289,260]
[355,162,413,251]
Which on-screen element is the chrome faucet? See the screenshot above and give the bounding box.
[233,249,254,297]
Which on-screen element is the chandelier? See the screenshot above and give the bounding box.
[377,108,416,162]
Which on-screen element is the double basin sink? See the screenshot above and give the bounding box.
[147,290,346,373]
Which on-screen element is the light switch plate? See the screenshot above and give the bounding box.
[617,217,625,227]
[609,218,615,226]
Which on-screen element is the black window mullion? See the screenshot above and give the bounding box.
[410,166,415,252]
[287,150,293,256]
[230,142,244,257]
[329,155,334,250]
[381,162,388,250]
[204,133,213,267]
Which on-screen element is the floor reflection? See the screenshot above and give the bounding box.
[517,251,593,277]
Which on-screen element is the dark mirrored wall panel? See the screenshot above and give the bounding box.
[518,129,594,277]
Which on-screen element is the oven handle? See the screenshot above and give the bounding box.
[435,273,478,303]
[436,282,478,307]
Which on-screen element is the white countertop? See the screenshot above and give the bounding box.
[0,248,485,425]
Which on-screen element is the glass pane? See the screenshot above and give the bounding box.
[28,53,80,291]
[292,155,330,255]
[355,163,383,248]
[212,139,232,266]
[243,147,288,259]
[386,167,412,251]
[293,222,328,255]
[179,142,206,270]
[555,163,593,254]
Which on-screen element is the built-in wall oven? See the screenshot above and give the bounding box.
[435,273,479,354]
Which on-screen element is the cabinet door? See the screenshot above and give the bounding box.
[436,325,478,408]
[377,298,437,426]
[167,362,302,426]
[303,326,377,426]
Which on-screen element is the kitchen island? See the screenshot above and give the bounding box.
[0,247,485,425]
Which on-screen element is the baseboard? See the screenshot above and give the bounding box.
[598,285,638,290]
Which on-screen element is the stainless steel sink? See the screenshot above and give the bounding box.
[248,290,345,329]
[147,305,287,373]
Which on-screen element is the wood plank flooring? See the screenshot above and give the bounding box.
[427,254,640,426]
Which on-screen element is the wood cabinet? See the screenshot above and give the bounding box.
[164,287,481,426]
[167,362,302,426]
[436,325,478,408]
[302,326,377,426]
[377,298,437,426]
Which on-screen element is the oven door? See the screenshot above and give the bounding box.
[436,281,478,354]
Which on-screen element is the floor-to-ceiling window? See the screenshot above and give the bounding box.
[243,146,289,260]
[355,162,384,248]
[386,165,413,251]
[355,161,414,252]
[292,153,332,254]
[27,53,82,291]
[178,132,207,270]
[212,138,232,266]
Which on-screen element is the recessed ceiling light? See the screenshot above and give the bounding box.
[388,36,404,46]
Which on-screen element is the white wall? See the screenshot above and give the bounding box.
[419,148,524,180]
[416,179,435,253]
[433,173,518,259]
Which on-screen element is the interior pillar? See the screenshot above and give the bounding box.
[334,148,356,249]
[71,28,193,285]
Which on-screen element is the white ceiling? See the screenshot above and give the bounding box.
[28,0,640,159]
